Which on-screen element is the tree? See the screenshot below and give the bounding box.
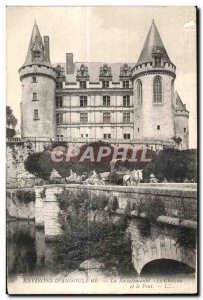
[142,148,197,182]
[6,106,17,137]
[24,152,52,180]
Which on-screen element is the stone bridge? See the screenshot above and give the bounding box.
[34,183,197,275]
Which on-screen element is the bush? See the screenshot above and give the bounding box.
[137,198,165,220]
[52,190,136,275]
[6,127,16,138]
[107,196,119,212]
[90,194,109,210]
[177,228,196,249]
[24,152,52,180]
[143,148,197,182]
[16,189,35,203]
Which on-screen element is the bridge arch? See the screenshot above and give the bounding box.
[132,237,196,275]
[140,259,195,276]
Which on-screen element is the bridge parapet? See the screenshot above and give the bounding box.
[34,183,197,275]
[34,183,197,239]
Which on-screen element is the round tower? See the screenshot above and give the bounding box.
[132,20,176,148]
[19,22,56,140]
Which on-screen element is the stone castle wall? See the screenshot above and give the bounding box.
[6,142,36,189]
[134,73,175,141]
[20,66,56,139]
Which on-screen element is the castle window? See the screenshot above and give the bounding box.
[103,96,110,106]
[103,112,111,123]
[86,134,88,137]
[32,76,37,83]
[32,92,37,101]
[81,134,83,137]
[33,50,41,59]
[124,133,130,140]
[80,113,88,124]
[56,112,63,125]
[56,96,63,108]
[57,135,63,141]
[104,134,111,139]
[138,128,139,132]
[80,96,87,107]
[153,76,162,104]
[137,80,142,104]
[154,56,161,67]
[123,95,130,107]
[33,109,39,120]
[184,128,186,133]
[102,81,109,88]
[56,82,63,89]
[80,81,87,89]
[123,81,129,88]
[123,112,130,123]
[157,125,160,130]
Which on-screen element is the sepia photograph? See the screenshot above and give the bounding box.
[6,6,197,295]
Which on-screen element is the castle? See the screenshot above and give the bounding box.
[19,20,189,150]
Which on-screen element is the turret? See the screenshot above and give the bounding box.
[173,91,189,149]
[132,20,176,145]
[19,22,56,140]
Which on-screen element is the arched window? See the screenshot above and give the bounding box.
[137,80,142,104]
[153,76,162,104]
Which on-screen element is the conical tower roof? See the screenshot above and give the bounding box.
[137,20,172,66]
[174,91,188,112]
[23,21,51,67]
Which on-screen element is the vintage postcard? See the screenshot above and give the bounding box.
[6,6,198,295]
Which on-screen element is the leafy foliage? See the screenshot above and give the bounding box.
[6,106,17,129]
[90,194,109,210]
[24,152,52,180]
[6,128,16,138]
[177,228,197,249]
[6,106,17,137]
[53,190,136,275]
[16,189,35,203]
[143,148,197,182]
[107,196,119,212]
[137,198,166,220]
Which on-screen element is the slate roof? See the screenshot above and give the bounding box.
[53,62,135,83]
[174,91,188,112]
[23,21,52,67]
[136,20,172,66]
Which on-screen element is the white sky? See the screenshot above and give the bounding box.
[6,6,197,148]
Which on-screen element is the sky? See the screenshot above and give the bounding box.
[6,6,197,148]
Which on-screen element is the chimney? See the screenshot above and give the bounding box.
[66,53,74,74]
[43,36,50,62]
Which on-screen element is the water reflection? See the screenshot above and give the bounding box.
[7,221,37,277]
[7,220,196,280]
[7,221,46,278]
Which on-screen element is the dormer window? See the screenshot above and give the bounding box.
[80,81,86,89]
[154,56,161,67]
[33,50,41,59]
[102,81,109,88]
[56,82,63,89]
[123,81,129,88]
